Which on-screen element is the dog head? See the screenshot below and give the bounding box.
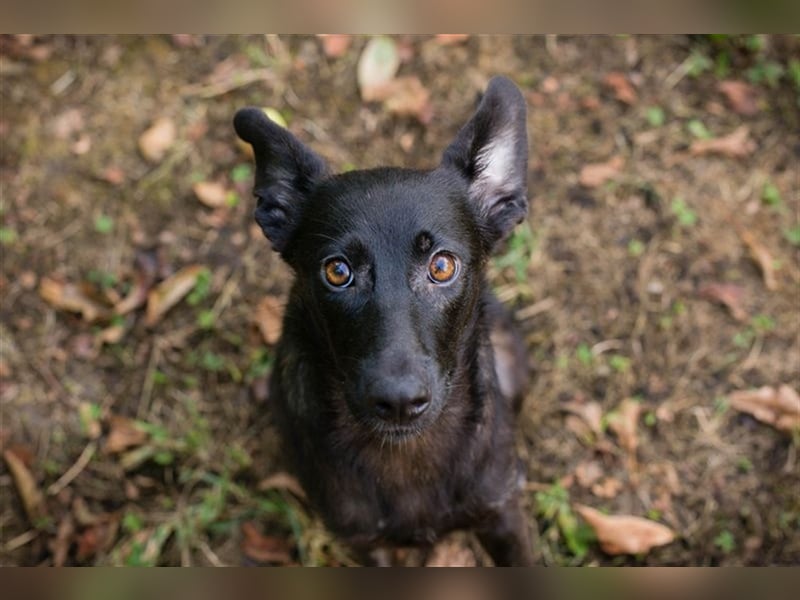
[235,76,528,441]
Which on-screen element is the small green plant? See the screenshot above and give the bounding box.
[493,223,536,283]
[714,530,736,554]
[747,61,785,88]
[88,269,118,290]
[628,239,645,257]
[687,119,712,140]
[671,197,697,227]
[0,226,17,245]
[197,309,216,330]
[784,225,800,247]
[761,182,782,208]
[644,411,657,427]
[230,163,253,183]
[187,268,212,306]
[687,51,713,77]
[535,483,594,560]
[737,457,753,473]
[94,214,114,234]
[608,354,631,373]
[645,106,665,128]
[576,343,593,367]
[751,313,776,333]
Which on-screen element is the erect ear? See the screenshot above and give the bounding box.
[440,76,529,250]
[233,107,328,255]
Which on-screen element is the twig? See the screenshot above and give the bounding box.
[4,529,39,552]
[47,441,96,496]
[137,341,162,419]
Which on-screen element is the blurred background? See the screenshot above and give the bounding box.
[0,35,798,566]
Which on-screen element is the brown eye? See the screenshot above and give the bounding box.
[323,257,353,288]
[428,251,459,284]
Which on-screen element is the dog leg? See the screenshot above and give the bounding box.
[476,499,536,566]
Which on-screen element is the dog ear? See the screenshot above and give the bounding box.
[441,76,528,250]
[233,107,328,254]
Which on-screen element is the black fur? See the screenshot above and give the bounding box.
[234,76,534,566]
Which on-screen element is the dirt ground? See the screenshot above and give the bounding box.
[1,35,798,566]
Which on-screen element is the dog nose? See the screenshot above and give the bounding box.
[369,376,430,424]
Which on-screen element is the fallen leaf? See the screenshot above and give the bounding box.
[3,447,47,524]
[40,277,110,322]
[78,402,102,440]
[114,248,159,316]
[591,477,624,498]
[575,460,604,488]
[76,517,119,562]
[138,117,176,163]
[97,323,126,345]
[104,416,148,454]
[258,471,306,500]
[70,134,92,155]
[718,80,760,116]
[145,264,205,327]
[193,181,229,208]
[739,229,778,291]
[254,295,284,345]
[603,72,637,105]
[608,398,641,454]
[380,76,433,124]
[729,385,800,433]
[690,126,755,158]
[317,34,352,58]
[579,156,625,188]
[50,515,75,567]
[52,108,84,140]
[698,282,748,321]
[357,36,401,102]
[576,505,675,555]
[562,399,604,437]
[433,34,469,45]
[101,166,126,186]
[425,537,477,566]
[240,521,292,565]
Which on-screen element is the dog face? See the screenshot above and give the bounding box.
[234,76,528,442]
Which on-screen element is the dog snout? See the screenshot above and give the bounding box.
[368,375,431,424]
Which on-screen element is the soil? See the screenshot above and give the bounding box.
[1,35,798,566]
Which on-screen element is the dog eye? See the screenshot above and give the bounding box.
[323,257,353,288]
[428,251,459,284]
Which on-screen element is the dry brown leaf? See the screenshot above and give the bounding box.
[608,398,641,454]
[104,415,148,454]
[97,323,126,346]
[698,282,748,321]
[562,400,604,437]
[575,460,604,488]
[115,249,159,316]
[258,471,306,500]
[40,277,110,323]
[603,72,637,105]
[145,264,205,327]
[690,126,755,158]
[3,447,47,524]
[317,34,352,58]
[254,295,284,345]
[576,505,675,555]
[433,34,470,45]
[138,117,176,163]
[579,156,624,188]
[240,521,292,565]
[729,385,800,433]
[381,76,433,124]
[739,229,778,291]
[425,537,477,567]
[50,515,75,567]
[718,80,760,116]
[591,477,624,499]
[193,181,229,208]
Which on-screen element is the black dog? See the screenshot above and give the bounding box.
[234,76,534,566]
